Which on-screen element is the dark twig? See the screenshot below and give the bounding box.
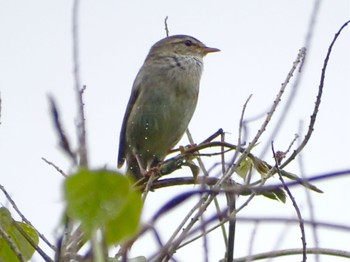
[281,20,350,169]
[236,95,252,184]
[41,157,67,177]
[48,97,76,163]
[180,213,350,254]
[72,0,88,168]
[161,140,322,193]
[12,222,53,262]
[185,128,230,259]
[159,205,350,261]
[164,16,169,37]
[164,211,350,261]
[225,186,236,262]
[0,226,25,262]
[199,128,225,144]
[55,2,89,260]
[147,167,350,194]
[272,142,307,261]
[222,47,306,184]
[0,185,56,252]
[184,130,210,262]
[298,121,320,261]
[232,248,350,262]
[261,0,322,157]
[238,94,252,149]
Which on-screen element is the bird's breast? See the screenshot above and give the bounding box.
[125,55,203,166]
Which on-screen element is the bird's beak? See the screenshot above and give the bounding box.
[203,46,221,54]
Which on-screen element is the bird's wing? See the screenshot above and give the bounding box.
[117,85,140,168]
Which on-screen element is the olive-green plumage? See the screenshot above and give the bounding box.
[118,35,219,180]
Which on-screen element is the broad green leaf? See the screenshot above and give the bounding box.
[105,189,142,244]
[0,207,39,262]
[64,169,142,244]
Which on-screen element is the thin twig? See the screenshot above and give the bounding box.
[232,248,350,262]
[237,95,252,184]
[12,222,53,262]
[164,16,169,37]
[222,47,306,184]
[182,212,350,251]
[261,0,322,158]
[185,129,210,262]
[281,19,350,169]
[298,121,320,261]
[0,185,56,252]
[41,157,67,177]
[272,142,306,261]
[219,131,229,248]
[72,0,88,168]
[246,222,259,262]
[185,128,209,176]
[201,215,209,262]
[148,164,347,197]
[160,140,322,193]
[0,226,25,262]
[238,94,252,149]
[170,209,350,260]
[186,128,229,255]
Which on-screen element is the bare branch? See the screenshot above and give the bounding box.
[0,185,56,253]
[223,47,306,183]
[41,157,68,177]
[72,0,88,168]
[232,248,350,262]
[164,16,169,37]
[272,142,306,261]
[282,20,350,168]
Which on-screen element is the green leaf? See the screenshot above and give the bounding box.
[279,170,323,193]
[0,207,39,262]
[64,169,142,245]
[261,188,286,203]
[105,189,143,244]
[236,157,253,179]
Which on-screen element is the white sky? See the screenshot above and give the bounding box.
[0,1,349,261]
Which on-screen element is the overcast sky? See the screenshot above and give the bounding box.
[1,1,349,261]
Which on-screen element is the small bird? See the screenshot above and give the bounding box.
[118,35,219,180]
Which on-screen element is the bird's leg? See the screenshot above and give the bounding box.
[146,160,161,177]
[133,152,159,177]
[133,151,147,175]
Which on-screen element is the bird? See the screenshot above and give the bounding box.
[118,34,220,180]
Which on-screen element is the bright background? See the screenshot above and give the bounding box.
[0,1,349,261]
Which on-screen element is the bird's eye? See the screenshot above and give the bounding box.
[184,40,193,47]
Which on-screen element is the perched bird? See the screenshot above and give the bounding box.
[118,34,219,180]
